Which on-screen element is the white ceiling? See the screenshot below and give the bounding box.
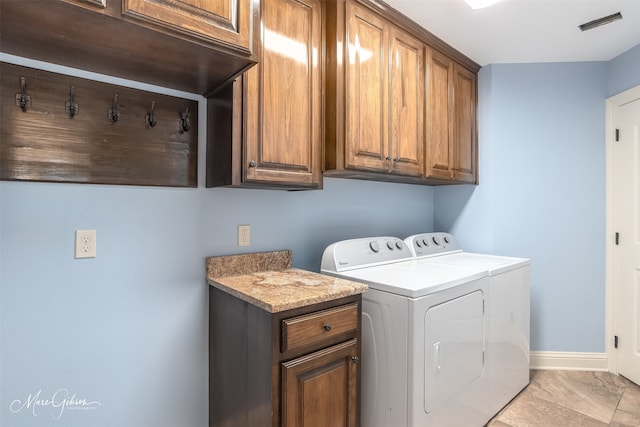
[384,0,640,66]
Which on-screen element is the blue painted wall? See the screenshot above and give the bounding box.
[3,40,639,427]
[608,43,640,96]
[0,56,433,426]
[435,43,640,353]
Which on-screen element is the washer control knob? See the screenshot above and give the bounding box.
[423,238,429,246]
[395,241,403,250]
[416,240,422,248]
[432,236,440,245]
[387,241,394,250]
[444,236,450,244]
[369,241,380,253]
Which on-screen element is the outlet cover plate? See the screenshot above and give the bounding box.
[76,230,96,258]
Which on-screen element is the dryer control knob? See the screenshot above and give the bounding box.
[395,241,403,250]
[432,236,440,245]
[369,241,380,253]
[387,242,394,250]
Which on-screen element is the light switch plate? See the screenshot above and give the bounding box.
[238,225,250,247]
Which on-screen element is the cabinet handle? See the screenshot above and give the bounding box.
[323,323,332,331]
[351,356,359,364]
[249,160,256,168]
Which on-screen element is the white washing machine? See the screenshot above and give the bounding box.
[405,232,531,415]
[321,236,493,427]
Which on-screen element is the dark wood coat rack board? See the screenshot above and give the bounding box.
[0,62,198,187]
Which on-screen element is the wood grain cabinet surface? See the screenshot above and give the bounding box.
[325,0,424,181]
[425,47,478,183]
[325,0,479,186]
[206,0,323,189]
[122,0,253,52]
[0,0,257,95]
[209,288,361,427]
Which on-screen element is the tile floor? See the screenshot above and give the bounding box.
[487,370,640,426]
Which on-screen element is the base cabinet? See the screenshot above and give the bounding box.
[209,288,361,427]
[282,340,358,427]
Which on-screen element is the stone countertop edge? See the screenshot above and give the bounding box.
[206,251,368,313]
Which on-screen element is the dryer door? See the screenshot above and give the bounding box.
[424,290,485,413]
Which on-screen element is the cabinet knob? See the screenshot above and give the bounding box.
[351,356,359,364]
[249,160,256,168]
[385,156,391,161]
[323,323,332,331]
[393,157,399,162]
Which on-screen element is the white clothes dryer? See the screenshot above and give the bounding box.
[405,232,531,415]
[321,236,493,427]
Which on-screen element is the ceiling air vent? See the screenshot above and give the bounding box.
[579,12,623,32]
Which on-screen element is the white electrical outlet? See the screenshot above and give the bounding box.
[75,230,97,258]
[238,225,250,247]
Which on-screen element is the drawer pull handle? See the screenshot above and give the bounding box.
[323,323,332,331]
[352,356,359,364]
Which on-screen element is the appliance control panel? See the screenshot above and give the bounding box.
[404,232,462,258]
[321,236,413,272]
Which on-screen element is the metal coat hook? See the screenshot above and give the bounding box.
[180,107,191,132]
[15,76,31,111]
[146,101,157,127]
[65,86,79,117]
[108,94,120,123]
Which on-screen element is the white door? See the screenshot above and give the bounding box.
[608,85,640,385]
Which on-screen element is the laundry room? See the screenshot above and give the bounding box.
[1,0,639,426]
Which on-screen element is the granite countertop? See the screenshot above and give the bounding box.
[206,250,368,313]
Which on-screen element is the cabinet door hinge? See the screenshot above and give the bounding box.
[614,335,619,349]
[615,232,620,245]
[615,129,620,141]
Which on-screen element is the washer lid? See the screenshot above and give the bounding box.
[427,252,530,275]
[331,260,488,298]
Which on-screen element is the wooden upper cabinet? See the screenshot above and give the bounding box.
[344,2,389,173]
[453,64,477,183]
[327,0,425,180]
[244,0,322,187]
[425,47,455,180]
[0,0,257,94]
[389,27,425,177]
[122,0,253,53]
[207,0,323,189]
[425,47,477,183]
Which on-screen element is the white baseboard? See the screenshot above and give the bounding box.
[530,351,608,371]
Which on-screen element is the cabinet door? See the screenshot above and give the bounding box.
[123,0,253,52]
[389,27,425,176]
[243,0,322,187]
[282,339,358,427]
[425,47,454,180]
[453,64,477,183]
[344,2,389,172]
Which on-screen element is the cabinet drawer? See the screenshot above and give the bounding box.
[281,303,358,352]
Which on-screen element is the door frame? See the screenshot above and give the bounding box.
[605,84,640,373]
